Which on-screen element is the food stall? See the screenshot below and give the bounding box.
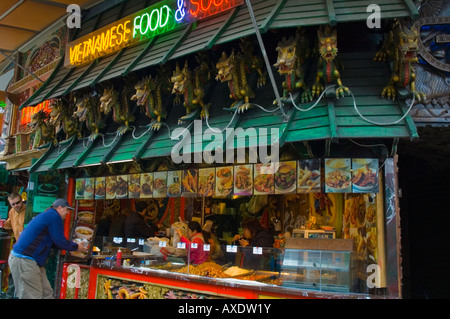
[57,155,390,299]
[18,0,418,299]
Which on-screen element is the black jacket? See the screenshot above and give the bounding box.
[250,229,274,248]
[124,211,154,239]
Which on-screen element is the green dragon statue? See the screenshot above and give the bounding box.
[374,19,426,102]
[131,75,167,131]
[171,57,211,124]
[28,110,57,145]
[215,37,267,113]
[74,93,104,141]
[100,85,136,135]
[51,98,82,139]
[274,28,312,104]
[311,25,349,100]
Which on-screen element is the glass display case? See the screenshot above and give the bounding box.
[88,236,359,296]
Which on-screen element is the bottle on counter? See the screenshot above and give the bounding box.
[116,248,122,267]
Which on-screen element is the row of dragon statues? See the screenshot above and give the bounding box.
[28,19,425,146]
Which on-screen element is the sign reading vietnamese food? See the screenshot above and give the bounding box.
[65,0,244,67]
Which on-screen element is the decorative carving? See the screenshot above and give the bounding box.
[274,28,312,103]
[74,93,104,141]
[375,19,426,102]
[311,26,349,100]
[215,37,266,113]
[28,110,57,145]
[51,97,82,139]
[171,55,211,124]
[131,75,167,131]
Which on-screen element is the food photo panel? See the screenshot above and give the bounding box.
[215,166,233,197]
[94,177,106,199]
[167,170,182,197]
[153,171,167,198]
[106,176,118,200]
[140,173,154,198]
[69,221,96,260]
[325,158,352,193]
[274,161,297,194]
[115,175,128,199]
[128,174,141,198]
[254,163,275,195]
[198,168,215,197]
[182,169,198,197]
[352,159,379,193]
[75,178,85,200]
[297,159,321,193]
[234,164,253,196]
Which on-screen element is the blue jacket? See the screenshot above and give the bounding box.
[12,208,78,266]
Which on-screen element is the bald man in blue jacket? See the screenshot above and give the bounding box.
[8,199,87,299]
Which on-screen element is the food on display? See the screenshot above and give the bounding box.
[78,211,94,223]
[234,165,253,195]
[216,167,233,196]
[168,183,181,196]
[223,266,252,277]
[198,169,215,196]
[182,170,198,194]
[326,170,351,189]
[274,162,296,193]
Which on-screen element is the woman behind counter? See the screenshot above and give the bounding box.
[233,218,274,270]
[177,221,210,265]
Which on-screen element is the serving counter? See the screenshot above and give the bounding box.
[61,238,377,299]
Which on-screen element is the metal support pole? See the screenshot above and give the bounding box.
[244,0,287,121]
[0,50,45,84]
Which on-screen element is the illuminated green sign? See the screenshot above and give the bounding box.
[65,0,243,68]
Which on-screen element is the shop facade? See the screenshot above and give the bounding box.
[3,0,429,299]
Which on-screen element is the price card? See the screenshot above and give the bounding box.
[177,242,186,249]
[159,241,167,247]
[138,238,145,246]
[253,247,263,255]
[191,243,198,249]
[203,244,210,251]
[226,245,238,253]
[127,238,136,243]
[113,237,123,244]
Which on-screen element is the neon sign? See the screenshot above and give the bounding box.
[65,0,244,68]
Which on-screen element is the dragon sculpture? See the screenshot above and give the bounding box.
[74,93,104,141]
[28,110,57,145]
[274,28,312,103]
[50,98,82,139]
[215,37,267,113]
[374,19,426,102]
[100,85,136,135]
[311,25,350,100]
[131,75,167,130]
[171,57,211,124]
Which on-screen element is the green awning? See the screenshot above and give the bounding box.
[20,0,416,109]
[29,51,418,173]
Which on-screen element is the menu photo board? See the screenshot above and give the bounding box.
[325,158,351,193]
[351,159,379,193]
[95,177,106,199]
[274,161,297,194]
[106,176,117,199]
[69,221,96,260]
[167,170,182,197]
[215,166,233,197]
[254,163,275,195]
[75,178,85,200]
[297,159,321,193]
[140,173,154,198]
[153,171,167,198]
[182,169,198,197]
[234,164,253,196]
[128,174,141,198]
[198,168,215,197]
